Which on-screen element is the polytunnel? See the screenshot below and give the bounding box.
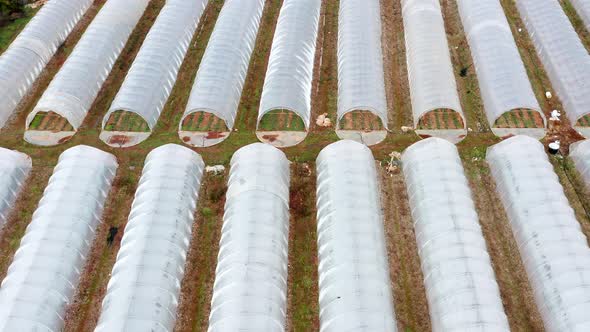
[337,0,388,146]
[256,0,321,148]
[515,0,590,137]
[570,0,590,31]
[457,0,545,139]
[0,148,31,228]
[180,0,265,147]
[95,144,204,331]
[0,0,92,129]
[100,0,208,148]
[569,139,590,189]
[401,138,509,332]
[316,140,397,332]
[24,0,149,146]
[0,145,118,331]
[208,143,290,331]
[486,135,590,332]
[402,0,467,143]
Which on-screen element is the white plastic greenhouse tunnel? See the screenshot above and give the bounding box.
[256,0,321,148]
[515,0,590,138]
[208,143,290,331]
[570,0,590,31]
[457,0,545,139]
[569,139,590,189]
[336,0,388,146]
[316,140,397,331]
[486,135,590,332]
[23,0,149,146]
[402,0,467,144]
[99,0,208,148]
[402,138,509,331]
[0,0,93,129]
[180,0,265,148]
[95,144,204,331]
[0,145,118,331]
[0,148,31,228]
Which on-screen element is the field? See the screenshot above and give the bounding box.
[0,0,589,331]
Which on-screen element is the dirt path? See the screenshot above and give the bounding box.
[234,0,283,131]
[378,166,431,332]
[461,154,545,332]
[286,163,319,331]
[174,174,226,332]
[310,0,338,133]
[381,0,412,130]
[440,0,489,133]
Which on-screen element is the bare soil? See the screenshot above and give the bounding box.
[234,0,284,131]
[381,0,413,130]
[286,163,320,331]
[309,0,338,135]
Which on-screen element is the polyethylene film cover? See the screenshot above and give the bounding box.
[0,145,117,332]
[457,0,541,126]
[402,138,509,331]
[0,0,93,128]
[208,143,290,331]
[104,0,208,131]
[183,0,265,130]
[258,0,322,129]
[316,140,397,332]
[337,0,388,127]
[516,0,590,124]
[402,0,464,126]
[486,136,590,332]
[27,0,149,130]
[96,144,204,331]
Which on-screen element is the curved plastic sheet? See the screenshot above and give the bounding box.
[570,0,590,31]
[516,0,590,129]
[0,148,32,227]
[96,144,204,331]
[257,0,321,129]
[183,0,265,130]
[316,140,397,332]
[102,0,207,136]
[402,0,464,126]
[208,143,290,332]
[0,0,92,128]
[402,138,509,331]
[486,136,590,332]
[457,0,543,130]
[26,0,149,134]
[0,145,117,331]
[337,0,387,127]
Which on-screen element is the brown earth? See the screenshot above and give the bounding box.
[381,0,413,130]
[286,163,320,331]
[310,0,338,132]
